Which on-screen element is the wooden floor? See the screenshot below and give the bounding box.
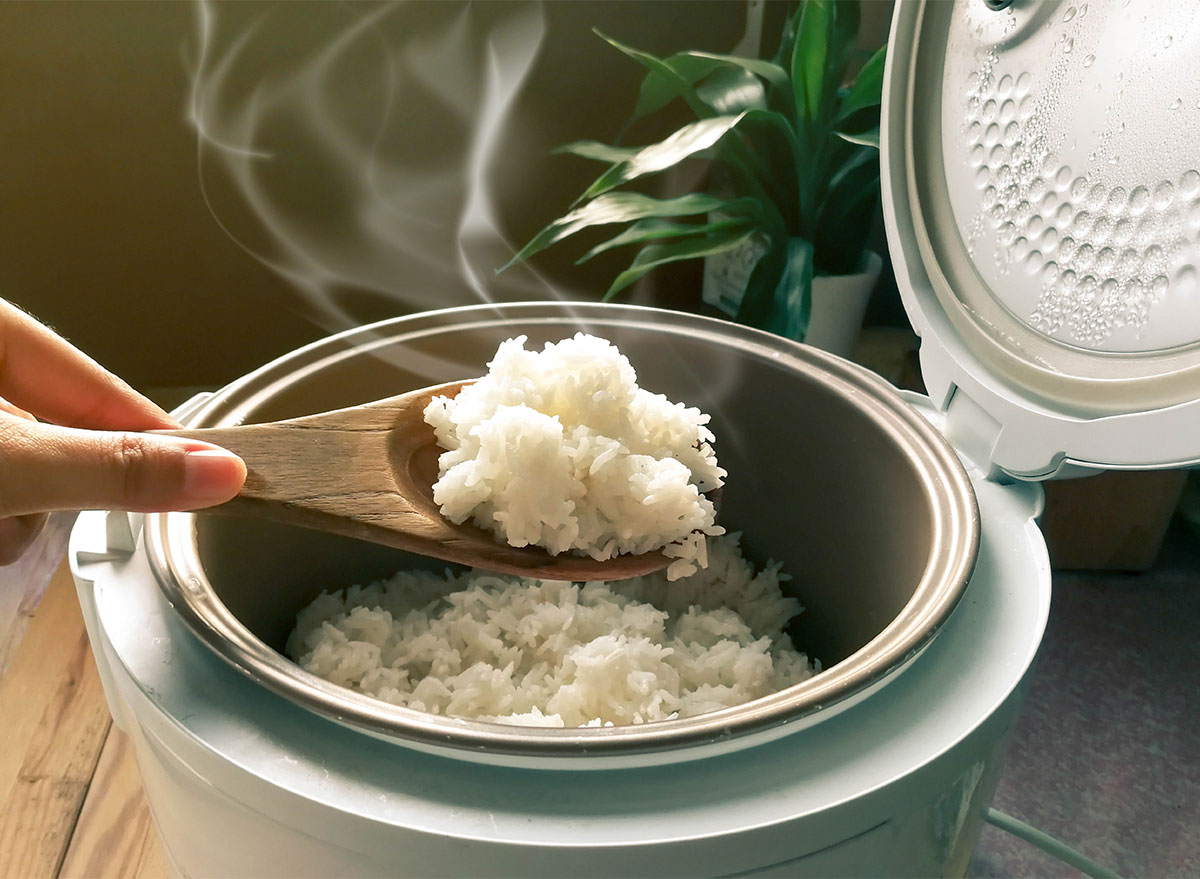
[0,551,170,878]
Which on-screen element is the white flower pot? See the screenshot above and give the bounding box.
[803,250,883,357]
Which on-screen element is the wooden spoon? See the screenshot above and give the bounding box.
[155,380,671,581]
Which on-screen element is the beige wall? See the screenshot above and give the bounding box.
[0,1,889,392]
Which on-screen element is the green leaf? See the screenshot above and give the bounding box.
[498,193,754,272]
[578,216,754,264]
[629,53,715,123]
[735,238,785,327]
[695,66,766,115]
[582,114,747,200]
[596,30,712,120]
[835,127,879,148]
[791,1,831,122]
[838,44,886,120]
[734,237,815,343]
[766,238,816,342]
[627,52,787,124]
[602,227,757,301]
[553,140,640,164]
[683,51,790,92]
[824,145,878,204]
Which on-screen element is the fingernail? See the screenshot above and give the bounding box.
[183,449,247,506]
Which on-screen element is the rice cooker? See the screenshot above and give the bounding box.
[69,2,1200,876]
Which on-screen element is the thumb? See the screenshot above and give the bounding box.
[0,415,246,517]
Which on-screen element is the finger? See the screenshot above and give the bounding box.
[0,415,246,517]
[0,513,49,566]
[0,299,178,430]
[0,394,34,421]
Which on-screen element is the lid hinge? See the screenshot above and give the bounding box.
[944,387,1009,482]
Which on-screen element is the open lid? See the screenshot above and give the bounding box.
[881,0,1200,479]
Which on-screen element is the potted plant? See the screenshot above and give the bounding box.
[499,0,886,354]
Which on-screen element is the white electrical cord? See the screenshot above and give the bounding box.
[985,808,1122,879]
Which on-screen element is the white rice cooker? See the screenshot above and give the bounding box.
[70,3,1200,876]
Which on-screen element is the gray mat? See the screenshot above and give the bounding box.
[969,520,1200,878]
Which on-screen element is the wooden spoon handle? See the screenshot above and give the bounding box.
[151,382,466,551]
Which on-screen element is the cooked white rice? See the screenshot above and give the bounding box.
[286,533,817,727]
[423,333,725,580]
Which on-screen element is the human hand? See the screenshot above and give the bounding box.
[0,299,246,564]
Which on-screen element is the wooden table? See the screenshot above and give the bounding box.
[0,554,170,878]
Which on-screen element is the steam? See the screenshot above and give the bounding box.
[186,1,555,331]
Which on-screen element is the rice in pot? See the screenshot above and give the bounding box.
[286,534,817,727]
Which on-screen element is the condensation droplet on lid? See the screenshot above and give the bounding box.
[1117,247,1140,274]
[1144,244,1164,264]
[1174,265,1199,295]
[1060,236,1077,259]
[1028,178,1049,204]
[1096,247,1117,272]
[1186,197,1200,230]
[1086,184,1106,210]
[1083,54,1095,67]
[1179,170,1200,198]
[1091,217,1111,242]
[968,97,982,119]
[1063,6,1077,22]
[1112,220,1134,245]
[1072,210,1094,236]
[1080,2,1088,15]
[1070,177,1089,200]
[1075,243,1096,269]
[1104,187,1128,213]
[1153,180,1175,209]
[1128,186,1150,215]
[1152,275,1170,298]
[1003,120,1020,142]
[1169,98,1182,110]
[1063,37,1074,54]
[1061,269,1078,289]
[1163,35,1174,48]
[1135,215,1157,245]
[1118,121,1126,133]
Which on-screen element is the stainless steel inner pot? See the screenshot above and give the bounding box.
[145,302,979,761]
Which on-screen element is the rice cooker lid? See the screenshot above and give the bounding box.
[882,0,1200,479]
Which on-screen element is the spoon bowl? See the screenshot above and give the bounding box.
[158,380,672,581]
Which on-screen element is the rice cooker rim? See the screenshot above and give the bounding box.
[144,301,980,759]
